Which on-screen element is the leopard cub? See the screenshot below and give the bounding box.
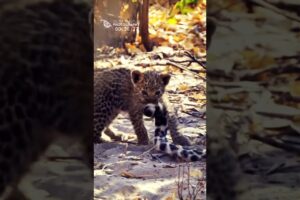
[94,68,171,144]
[94,68,191,146]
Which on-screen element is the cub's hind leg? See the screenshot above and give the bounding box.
[94,101,134,143]
[93,113,106,143]
[93,100,118,143]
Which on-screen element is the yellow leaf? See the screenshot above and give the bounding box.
[290,80,300,97]
[121,171,142,179]
[173,33,186,42]
[167,18,178,25]
[164,192,177,200]
[190,169,203,178]
[125,43,142,54]
[198,71,206,78]
[191,93,206,100]
[178,84,190,91]
[242,50,275,69]
[167,65,181,73]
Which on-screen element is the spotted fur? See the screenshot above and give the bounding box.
[144,103,206,162]
[94,67,194,146]
[94,68,180,145]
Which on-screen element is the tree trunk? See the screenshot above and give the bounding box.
[139,0,152,51]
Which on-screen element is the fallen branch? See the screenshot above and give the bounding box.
[240,65,300,81]
[166,61,206,81]
[138,145,156,158]
[184,51,206,69]
[166,59,193,66]
[150,153,166,163]
[177,164,204,200]
[181,110,203,118]
[251,0,300,23]
[120,171,152,179]
[251,134,300,154]
[47,156,84,161]
[211,104,246,111]
[135,60,206,80]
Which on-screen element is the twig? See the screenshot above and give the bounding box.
[241,65,300,81]
[187,164,191,199]
[176,164,203,200]
[177,165,184,200]
[166,61,206,81]
[184,51,206,69]
[138,145,156,158]
[193,180,202,200]
[181,110,203,118]
[209,1,240,16]
[166,53,206,69]
[167,59,192,64]
[271,91,300,103]
[47,156,84,161]
[265,163,285,175]
[98,163,115,170]
[135,60,206,80]
[251,134,300,154]
[150,153,159,161]
[212,104,246,111]
[251,0,300,24]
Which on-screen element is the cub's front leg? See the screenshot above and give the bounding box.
[129,109,149,145]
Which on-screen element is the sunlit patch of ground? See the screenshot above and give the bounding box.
[94,141,205,200]
[93,59,206,199]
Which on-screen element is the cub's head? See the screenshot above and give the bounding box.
[131,70,170,104]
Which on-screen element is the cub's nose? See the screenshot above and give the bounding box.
[143,104,156,117]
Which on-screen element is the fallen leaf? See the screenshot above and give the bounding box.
[120,171,136,178]
[290,80,300,97]
[167,17,178,25]
[191,92,206,100]
[242,50,275,69]
[164,192,176,200]
[178,84,190,92]
[190,169,203,178]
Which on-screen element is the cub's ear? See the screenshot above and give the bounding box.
[160,74,171,86]
[131,70,143,84]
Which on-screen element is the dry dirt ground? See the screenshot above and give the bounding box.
[11,49,205,200]
[12,49,205,200]
[94,113,206,200]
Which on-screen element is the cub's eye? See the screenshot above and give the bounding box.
[155,90,161,96]
[142,90,148,96]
